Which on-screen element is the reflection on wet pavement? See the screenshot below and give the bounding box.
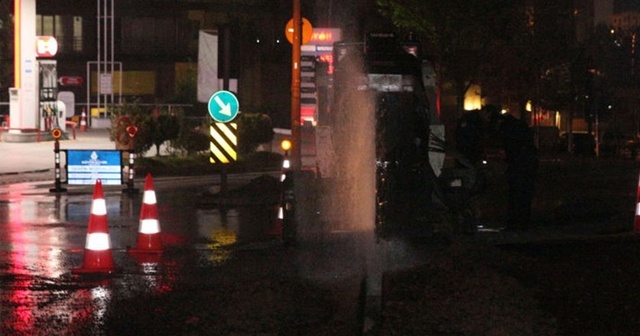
[0,179,280,334]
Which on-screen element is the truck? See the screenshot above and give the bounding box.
[280,32,487,244]
[329,32,485,238]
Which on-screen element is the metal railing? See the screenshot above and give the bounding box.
[0,102,193,115]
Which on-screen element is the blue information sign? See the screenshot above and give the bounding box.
[208,90,239,123]
[66,150,122,185]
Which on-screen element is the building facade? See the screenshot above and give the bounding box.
[2,0,301,126]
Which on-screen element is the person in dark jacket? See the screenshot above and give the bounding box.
[486,105,539,230]
[455,110,485,167]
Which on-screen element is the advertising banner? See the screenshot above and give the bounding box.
[197,30,219,103]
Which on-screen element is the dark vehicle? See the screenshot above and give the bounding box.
[600,131,640,158]
[534,126,560,153]
[332,33,484,238]
[620,138,640,159]
[560,132,595,156]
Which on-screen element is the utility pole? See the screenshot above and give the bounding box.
[291,0,302,170]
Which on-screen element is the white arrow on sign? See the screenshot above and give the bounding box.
[214,96,231,116]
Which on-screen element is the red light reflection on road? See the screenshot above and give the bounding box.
[7,198,35,333]
[2,189,73,333]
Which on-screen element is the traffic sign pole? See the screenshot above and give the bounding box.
[123,126,139,195]
[221,26,232,197]
[49,129,67,193]
[207,90,240,196]
[291,0,302,170]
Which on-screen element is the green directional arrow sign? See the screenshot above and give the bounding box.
[208,90,239,123]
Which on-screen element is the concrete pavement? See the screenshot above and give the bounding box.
[0,128,114,175]
[0,126,312,185]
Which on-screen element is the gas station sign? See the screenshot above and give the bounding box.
[285,18,313,45]
[309,28,340,46]
[58,76,84,86]
[35,36,58,58]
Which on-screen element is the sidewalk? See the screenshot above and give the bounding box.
[0,128,113,175]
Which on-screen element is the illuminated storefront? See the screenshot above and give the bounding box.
[300,28,341,125]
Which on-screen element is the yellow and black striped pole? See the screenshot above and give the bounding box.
[210,122,238,195]
[209,122,237,164]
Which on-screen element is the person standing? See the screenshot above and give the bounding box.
[455,110,485,167]
[486,106,539,230]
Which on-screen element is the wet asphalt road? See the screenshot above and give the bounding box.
[0,174,293,335]
[0,173,380,335]
[0,128,373,335]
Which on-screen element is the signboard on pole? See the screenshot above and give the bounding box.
[66,150,123,185]
[208,90,239,123]
[99,73,113,95]
[207,90,239,164]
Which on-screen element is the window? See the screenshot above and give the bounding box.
[35,15,83,53]
[73,16,83,52]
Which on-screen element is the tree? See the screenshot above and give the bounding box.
[476,1,578,120]
[173,122,210,156]
[580,24,634,133]
[167,65,197,105]
[109,103,179,156]
[236,113,274,157]
[377,0,512,120]
[149,113,180,156]
[377,0,577,122]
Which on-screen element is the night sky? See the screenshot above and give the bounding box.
[615,0,640,12]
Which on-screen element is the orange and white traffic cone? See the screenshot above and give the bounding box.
[269,205,284,236]
[270,150,289,236]
[74,180,115,274]
[129,173,163,253]
[79,109,87,132]
[634,173,640,232]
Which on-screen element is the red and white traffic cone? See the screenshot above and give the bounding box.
[269,205,284,236]
[270,149,290,236]
[130,174,163,253]
[634,173,640,232]
[74,180,115,274]
[79,109,87,132]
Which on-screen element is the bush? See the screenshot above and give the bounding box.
[173,121,210,156]
[109,103,180,155]
[237,113,275,157]
[134,150,283,177]
[109,103,153,154]
[150,113,181,156]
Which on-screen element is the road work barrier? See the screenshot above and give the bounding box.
[50,146,138,193]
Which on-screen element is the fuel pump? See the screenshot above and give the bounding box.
[39,59,63,132]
